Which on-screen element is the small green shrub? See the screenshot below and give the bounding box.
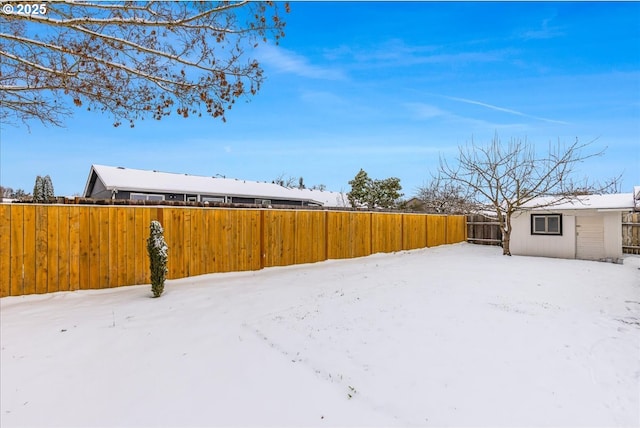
[147,220,168,298]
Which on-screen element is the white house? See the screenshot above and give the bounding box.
[510,190,638,261]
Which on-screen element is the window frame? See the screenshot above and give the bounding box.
[131,193,165,201]
[530,213,563,236]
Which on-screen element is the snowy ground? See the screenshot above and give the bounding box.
[1,243,639,427]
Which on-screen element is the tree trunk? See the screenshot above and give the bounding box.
[502,213,512,255]
[502,230,511,255]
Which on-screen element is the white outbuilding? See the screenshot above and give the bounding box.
[510,190,638,262]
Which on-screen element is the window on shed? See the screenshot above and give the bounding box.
[531,214,562,235]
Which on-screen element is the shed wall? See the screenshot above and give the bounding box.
[510,211,576,258]
[511,209,624,260]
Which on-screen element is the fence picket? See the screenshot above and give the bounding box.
[0,205,10,297]
[622,212,640,255]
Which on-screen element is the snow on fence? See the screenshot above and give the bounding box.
[0,204,466,297]
[622,212,640,255]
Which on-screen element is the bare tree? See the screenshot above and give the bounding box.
[1,1,288,128]
[439,135,620,255]
[415,175,477,214]
[272,173,297,188]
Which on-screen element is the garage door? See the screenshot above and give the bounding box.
[576,216,605,260]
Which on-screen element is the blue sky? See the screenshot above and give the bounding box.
[1,1,639,197]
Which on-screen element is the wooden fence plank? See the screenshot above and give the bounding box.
[140,208,152,284]
[10,205,25,296]
[57,207,70,292]
[184,208,192,277]
[115,207,127,287]
[34,205,48,294]
[88,207,100,289]
[326,211,344,260]
[213,209,228,273]
[622,212,640,255]
[246,210,261,271]
[78,207,90,290]
[447,215,466,244]
[0,204,11,297]
[133,208,145,285]
[294,210,326,265]
[125,207,136,286]
[427,215,446,247]
[68,206,80,291]
[47,206,59,293]
[264,210,295,267]
[102,208,114,289]
[403,214,427,250]
[166,208,185,280]
[190,209,203,277]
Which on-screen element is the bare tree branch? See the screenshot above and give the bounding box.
[0,1,288,128]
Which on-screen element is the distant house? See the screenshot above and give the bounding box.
[83,164,347,208]
[510,189,638,262]
[404,197,427,212]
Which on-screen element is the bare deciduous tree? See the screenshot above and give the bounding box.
[415,176,477,214]
[0,1,288,128]
[272,173,298,188]
[439,135,620,255]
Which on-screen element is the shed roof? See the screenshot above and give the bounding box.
[520,191,636,211]
[84,165,347,207]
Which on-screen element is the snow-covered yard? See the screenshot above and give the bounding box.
[1,243,639,427]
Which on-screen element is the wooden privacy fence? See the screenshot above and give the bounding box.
[466,214,502,246]
[622,212,640,255]
[0,204,466,297]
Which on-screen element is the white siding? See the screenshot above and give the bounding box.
[510,211,576,259]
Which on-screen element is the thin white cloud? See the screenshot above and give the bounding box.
[333,39,514,68]
[405,101,533,132]
[257,44,346,80]
[443,95,570,125]
[404,102,448,119]
[520,17,565,40]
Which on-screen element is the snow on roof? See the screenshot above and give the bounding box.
[86,165,347,207]
[521,192,636,211]
[289,188,348,207]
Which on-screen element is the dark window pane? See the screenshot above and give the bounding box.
[548,216,559,233]
[534,217,546,232]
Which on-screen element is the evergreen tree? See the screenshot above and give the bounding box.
[147,220,168,298]
[348,169,403,209]
[372,177,403,209]
[347,169,372,208]
[42,175,54,202]
[33,176,44,202]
